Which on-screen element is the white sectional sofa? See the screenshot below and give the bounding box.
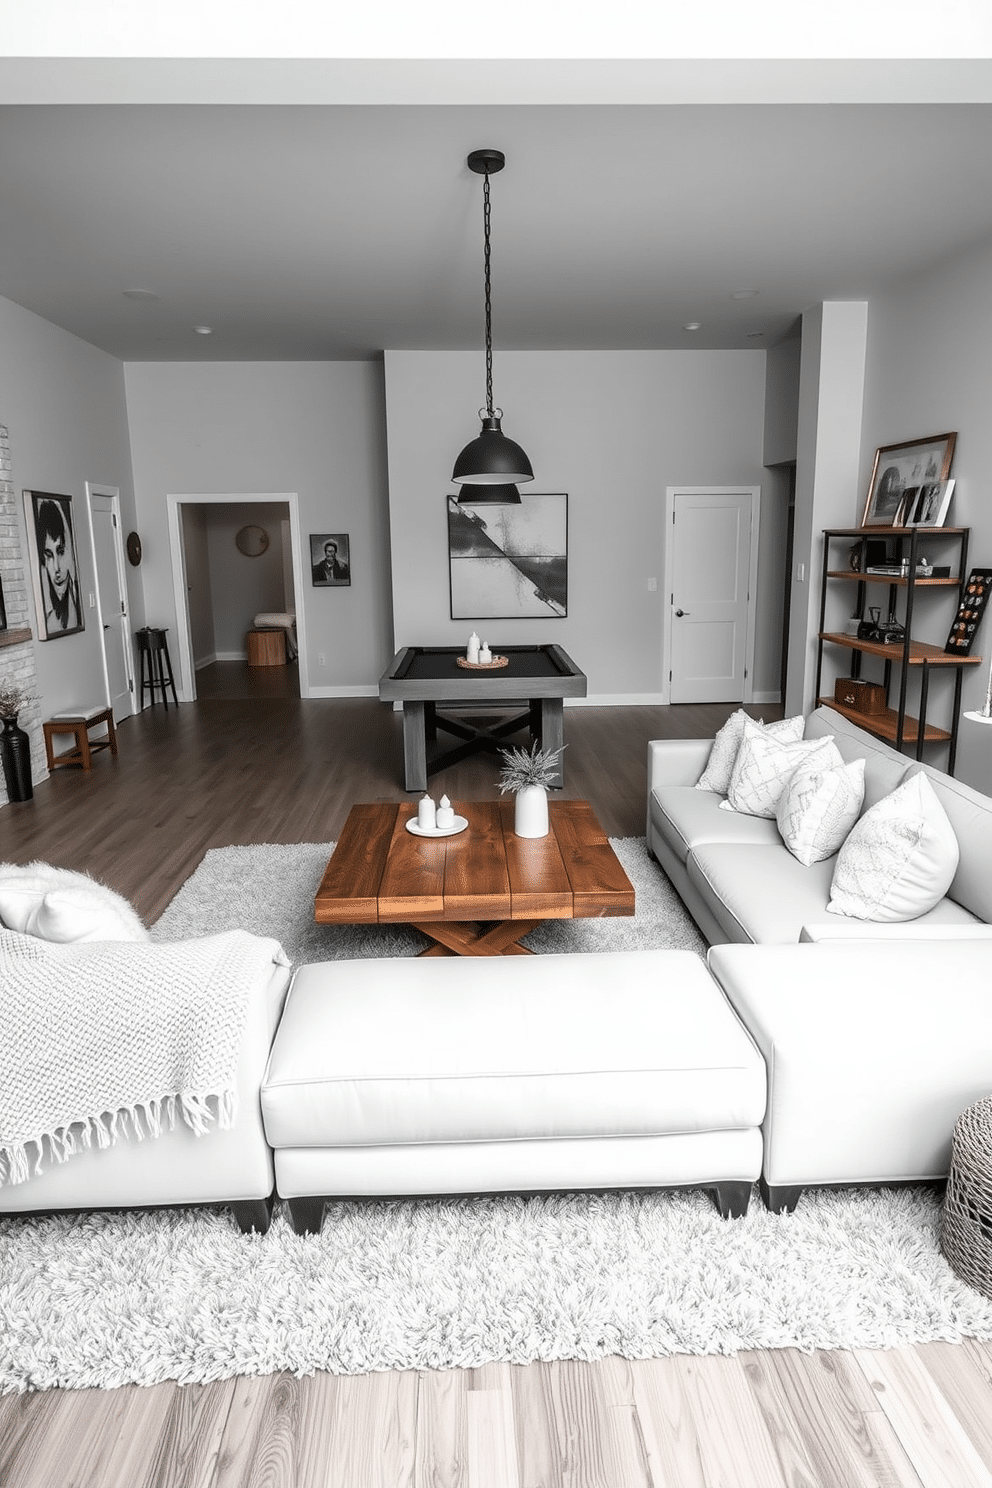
[646,704,992,1209]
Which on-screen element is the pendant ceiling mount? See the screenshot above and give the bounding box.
[452,147,532,506]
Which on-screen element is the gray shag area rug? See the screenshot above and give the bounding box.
[149,836,708,961]
[3,839,991,1392]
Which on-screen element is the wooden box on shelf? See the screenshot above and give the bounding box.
[834,677,886,715]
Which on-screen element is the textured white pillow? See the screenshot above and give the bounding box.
[0,861,149,943]
[721,726,837,818]
[776,753,865,866]
[696,711,804,793]
[828,774,959,921]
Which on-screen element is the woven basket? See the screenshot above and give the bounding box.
[940,1095,992,1300]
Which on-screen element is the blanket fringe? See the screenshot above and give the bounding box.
[0,1088,237,1189]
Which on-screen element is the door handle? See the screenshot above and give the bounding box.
[675,609,691,617]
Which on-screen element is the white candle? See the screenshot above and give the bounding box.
[479,641,492,664]
[417,794,436,830]
[436,794,455,828]
[467,632,480,663]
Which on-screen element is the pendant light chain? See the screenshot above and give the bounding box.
[483,167,494,419]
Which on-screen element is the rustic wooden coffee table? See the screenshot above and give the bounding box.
[314,798,635,956]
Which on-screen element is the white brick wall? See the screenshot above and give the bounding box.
[0,421,49,805]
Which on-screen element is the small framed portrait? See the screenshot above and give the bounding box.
[310,532,351,587]
[861,432,956,528]
[904,479,955,528]
[23,490,84,640]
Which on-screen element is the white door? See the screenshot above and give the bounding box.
[90,493,135,722]
[668,488,757,704]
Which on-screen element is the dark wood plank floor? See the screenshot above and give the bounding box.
[0,662,777,923]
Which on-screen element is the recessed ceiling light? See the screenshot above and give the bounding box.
[122,288,160,302]
[684,322,702,331]
[193,326,213,335]
[731,290,759,300]
[746,331,765,339]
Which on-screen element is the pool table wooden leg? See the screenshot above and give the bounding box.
[402,701,428,793]
[539,699,565,786]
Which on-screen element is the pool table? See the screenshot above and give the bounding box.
[378,643,587,792]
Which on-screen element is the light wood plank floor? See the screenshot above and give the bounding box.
[2,667,991,1487]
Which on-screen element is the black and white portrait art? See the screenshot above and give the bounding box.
[24,490,84,640]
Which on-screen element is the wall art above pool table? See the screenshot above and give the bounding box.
[447,492,567,621]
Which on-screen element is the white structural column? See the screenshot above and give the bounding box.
[785,300,869,719]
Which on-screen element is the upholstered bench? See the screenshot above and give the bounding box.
[260,948,767,1234]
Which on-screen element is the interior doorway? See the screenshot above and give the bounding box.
[85,482,136,723]
[167,492,310,702]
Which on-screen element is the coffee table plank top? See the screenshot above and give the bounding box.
[549,798,637,918]
[313,798,634,930]
[314,802,398,923]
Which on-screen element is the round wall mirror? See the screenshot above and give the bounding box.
[235,524,270,558]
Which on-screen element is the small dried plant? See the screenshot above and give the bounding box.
[497,740,565,794]
[0,681,37,719]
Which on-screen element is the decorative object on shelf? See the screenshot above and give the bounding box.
[125,531,142,566]
[451,149,532,505]
[497,740,565,839]
[904,479,954,528]
[857,607,883,641]
[309,533,350,587]
[834,677,887,715]
[0,681,37,803]
[447,492,568,620]
[860,432,956,528]
[944,568,992,656]
[876,611,907,646]
[456,653,509,670]
[22,490,84,641]
[235,524,270,558]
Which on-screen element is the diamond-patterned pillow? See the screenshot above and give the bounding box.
[695,711,804,794]
[828,773,959,921]
[776,752,864,866]
[721,724,837,819]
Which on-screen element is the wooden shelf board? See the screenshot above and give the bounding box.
[820,632,983,666]
[0,628,32,650]
[824,526,968,537]
[826,570,960,586]
[819,698,951,744]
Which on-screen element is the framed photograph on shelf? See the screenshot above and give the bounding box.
[23,489,84,640]
[944,568,992,656]
[904,479,955,528]
[860,432,957,528]
[309,533,351,587]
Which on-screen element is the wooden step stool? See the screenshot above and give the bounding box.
[43,706,118,770]
[246,629,286,666]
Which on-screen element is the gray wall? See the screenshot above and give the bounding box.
[0,293,140,717]
[124,360,392,695]
[860,234,992,792]
[384,348,779,701]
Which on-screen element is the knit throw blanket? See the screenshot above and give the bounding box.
[0,928,289,1187]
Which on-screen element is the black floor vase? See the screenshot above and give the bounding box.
[0,714,33,801]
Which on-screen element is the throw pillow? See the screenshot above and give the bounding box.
[828,773,959,921]
[721,725,838,819]
[776,754,866,867]
[696,710,804,794]
[0,861,149,943]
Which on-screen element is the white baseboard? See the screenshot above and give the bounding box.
[194,652,218,671]
[215,649,247,662]
[307,684,380,699]
[568,694,666,707]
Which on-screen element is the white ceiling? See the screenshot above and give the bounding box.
[3,66,992,361]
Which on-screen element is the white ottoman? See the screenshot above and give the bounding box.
[261,949,767,1233]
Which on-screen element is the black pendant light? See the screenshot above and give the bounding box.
[452,149,533,505]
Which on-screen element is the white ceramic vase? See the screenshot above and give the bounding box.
[514,784,549,838]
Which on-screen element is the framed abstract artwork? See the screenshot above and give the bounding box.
[23,489,84,640]
[447,493,568,620]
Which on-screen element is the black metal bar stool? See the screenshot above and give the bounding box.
[136,626,179,709]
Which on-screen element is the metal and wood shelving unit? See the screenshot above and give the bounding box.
[815,526,982,776]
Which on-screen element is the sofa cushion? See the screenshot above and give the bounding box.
[804,706,910,814]
[696,710,803,794]
[261,950,767,1148]
[828,774,959,922]
[722,726,838,818]
[687,843,837,943]
[0,862,149,943]
[650,785,781,867]
[776,755,866,867]
[907,764,992,923]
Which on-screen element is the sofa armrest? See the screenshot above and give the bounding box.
[647,738,712,792]
[800,921,992,942]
